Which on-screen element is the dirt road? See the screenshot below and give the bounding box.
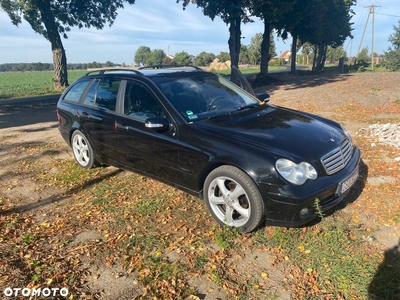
[1,71,399,299]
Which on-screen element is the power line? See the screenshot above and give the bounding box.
[376,12,400,18]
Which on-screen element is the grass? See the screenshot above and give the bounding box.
[0,70,87,99]
[0,66,287,100]
[2,91,400,298]
[257,216,381,299]
[2,148,399,299]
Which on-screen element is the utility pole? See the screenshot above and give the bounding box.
[356,5,380,69]
[371,5,375,70]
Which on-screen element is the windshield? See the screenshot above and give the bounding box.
[153,73,260,121]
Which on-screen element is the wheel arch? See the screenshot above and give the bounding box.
[197,160,260,200]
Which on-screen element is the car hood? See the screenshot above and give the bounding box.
[193,105,347,161]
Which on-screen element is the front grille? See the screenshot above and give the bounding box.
[321,140,352,175]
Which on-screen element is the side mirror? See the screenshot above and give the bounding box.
[257,93,270,103]
[145,117,170,133]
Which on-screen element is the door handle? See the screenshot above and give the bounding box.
[115,122,129,131]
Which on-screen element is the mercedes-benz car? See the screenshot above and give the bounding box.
[56,66,360,233]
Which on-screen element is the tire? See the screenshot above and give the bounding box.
[204,165,265,233]
[71,130,98,169]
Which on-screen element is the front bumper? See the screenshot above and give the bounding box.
[259,147,361,227]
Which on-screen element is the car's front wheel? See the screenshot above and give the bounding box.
[71,130,97,169]
[204,165,265,233]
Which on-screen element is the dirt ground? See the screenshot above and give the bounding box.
[1,71,400,299]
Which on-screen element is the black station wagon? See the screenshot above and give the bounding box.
[56,66,361,233]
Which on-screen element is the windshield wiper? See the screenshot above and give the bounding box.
[234,103,260,111]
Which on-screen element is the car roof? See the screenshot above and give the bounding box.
[83,66,208,79]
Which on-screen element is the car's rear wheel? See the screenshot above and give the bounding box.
[204,165,265,233]
[71,130,97,169]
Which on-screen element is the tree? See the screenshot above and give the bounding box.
[383,20,400,71]
[195,52,216,66]
[177,0,252,83]
[0,0,135,89]
[300,43,313,65]
[248,33,262,65]
[326,46,346,63]
[162,55,173,65]
[217,51,231,62]
[247,32,277,66]
[250,0,296,74]
[388,20,400,50]
[357,47,370,64]
[174,51,191,65]
[147,49,166,66]
[134,46,151,66]
[300,0,355,72]
[239,45,250,64]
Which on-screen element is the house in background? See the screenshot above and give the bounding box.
[279,50,292,63]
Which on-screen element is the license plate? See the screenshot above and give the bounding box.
[340,167,359,194]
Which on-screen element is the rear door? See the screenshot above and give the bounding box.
[77,78,121,164]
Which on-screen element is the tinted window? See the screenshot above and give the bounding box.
[154,74,257,121]
[63,80,91,103]
[94,79,120,111]
[123,81,163,121]
[83,81,99,107]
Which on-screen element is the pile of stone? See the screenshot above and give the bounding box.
[209,58,231,70]
[357,123,400,149]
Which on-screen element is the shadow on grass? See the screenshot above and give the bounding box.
[368,240,400,299]
[0,168,123,215]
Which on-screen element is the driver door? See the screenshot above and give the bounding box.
[230,66,257,97]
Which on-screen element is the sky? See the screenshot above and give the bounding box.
[0,0,399,64]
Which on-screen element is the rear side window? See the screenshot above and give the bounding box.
[63,80,91,103]
[94,79,121,111]
[83,81,99,107]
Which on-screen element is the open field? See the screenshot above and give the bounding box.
[0,70,88,99]
[0,71,399,299]
[0,66,287,100]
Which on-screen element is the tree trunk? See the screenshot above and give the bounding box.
[228,16,241,85]
[260,21,270,76]
[320,44,327,71]
[39,0,68,89]
[312,45,317,72]
[290,33,298,73]
[315,44,327,72]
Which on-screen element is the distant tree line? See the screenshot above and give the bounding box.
[0,61,118,72]
[133,32,277,67]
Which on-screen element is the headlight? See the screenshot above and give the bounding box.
[340,125,354,148]
[276,158,318,185]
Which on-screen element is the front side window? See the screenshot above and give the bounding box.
[123,81,164,121]
[94,79,121,111]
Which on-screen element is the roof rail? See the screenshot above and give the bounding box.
[138,65,204,71]
[85,68,142,76]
